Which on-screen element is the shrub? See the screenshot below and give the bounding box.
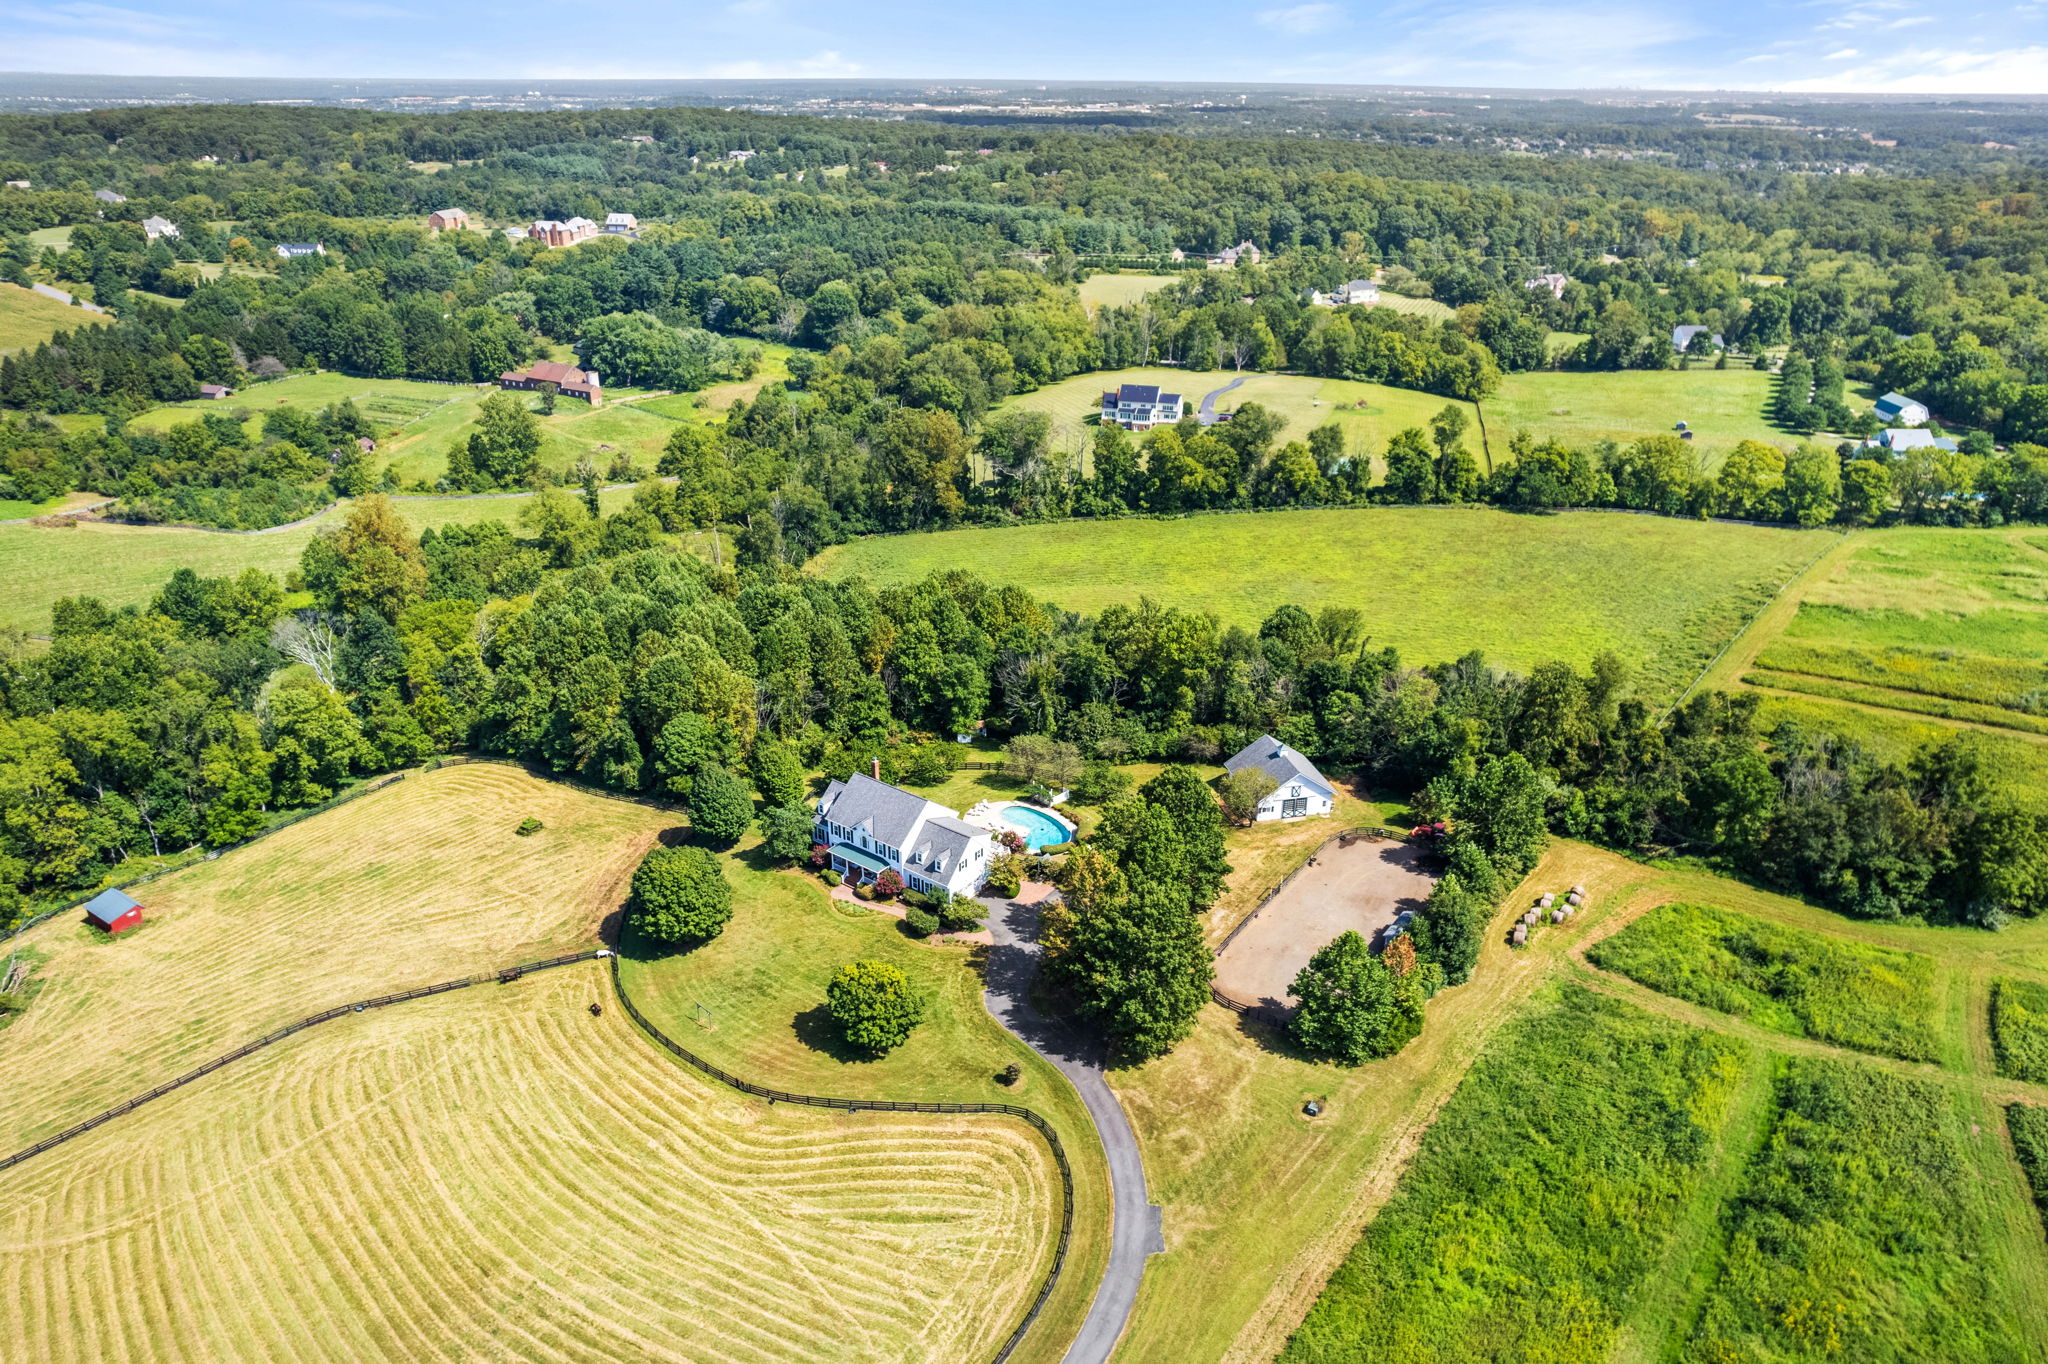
[1040,840,1075,856]
[756,803,815,865]
[515,816,544,837]
[903,906,940,937]
[852,881,874,901]
[874,869,905,900]
[983,853,1024,898]
[998,1063,1022,1086]
[686,765,754,847]
[937,894,986,933]
[820,869,842,888]
[826,959,925,1054]
[626,845,732,947]
[898,743,955,786]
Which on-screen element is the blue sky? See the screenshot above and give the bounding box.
[10,0,2046,93]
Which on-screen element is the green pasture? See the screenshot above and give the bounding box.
[25,226,72,250]
[0,487,636,634]
[1484,367,1787,465]
[816,506,1833,706]
[0,282,106,352]
[1364,293,1455,322]
[1076,272,1176,315]
[999,366,1475,466]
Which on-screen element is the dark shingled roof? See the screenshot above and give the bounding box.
[1224,734,1334,798]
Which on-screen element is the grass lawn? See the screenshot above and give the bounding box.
[1077,272,1177,315]
[1365,293,1455,322]
[24,226,72,250]
[998,366,1473,466]
[1484,366,1788,467]
[1991,978,2048,1085]
[617,831,1109,1364]
[0,485,637,634]
[816,507,1837,707]
[0,958,1057,1364]
[0,282,106,352]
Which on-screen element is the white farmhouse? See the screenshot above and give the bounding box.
[1873,391,1930,426]
[1100,382,1183,430]
[814,769,998,897]
[1224,735,1335,821]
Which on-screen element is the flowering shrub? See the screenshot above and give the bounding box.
[874,869,905,900]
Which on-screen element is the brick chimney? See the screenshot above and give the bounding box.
[871,757,881,781]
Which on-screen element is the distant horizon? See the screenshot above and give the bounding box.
[0,71,2043,105]
[5,0,2042,96]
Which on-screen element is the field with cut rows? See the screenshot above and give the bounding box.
[0,965,1059,1364]
[0,763,663,1149]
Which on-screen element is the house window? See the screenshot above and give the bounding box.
[1282,797,1308,818]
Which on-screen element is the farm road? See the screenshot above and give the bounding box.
[982,889,1162,1364]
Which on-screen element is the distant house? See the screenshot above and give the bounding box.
[1100,382,1182,430]
[3,180,27,189]
[1209,239,1262,268]
[83,888,144,936]
[814,769,997,898]
[1873,391,1929,426]
[274,242,326,258]
[627,135,656,144]
[196,155,219,165]
[726,149,756,162]
[1224,734,1335,821]
[1312,279,1379,307]
[1671,324,1722,353]
[1870,428,1956,454]
[427,208,470,232]
[603,212,638,234]
[501,226,529,241]
[142,216,180,240]
[527,218,598,247]
[93,189,126,204]
[198,383,234,400]
[1168,247,1186,261]
[1525,272,1569,300]
[498,359,602,407]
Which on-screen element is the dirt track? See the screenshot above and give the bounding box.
[1212,836,1438,1012]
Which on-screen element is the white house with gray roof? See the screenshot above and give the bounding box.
[1225,734,1335,821]
[1100,382,1182,430]
[814,770,998,897]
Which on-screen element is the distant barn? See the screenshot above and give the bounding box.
[83,888,143,935]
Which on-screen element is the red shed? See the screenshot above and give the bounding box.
[84,888,143,935]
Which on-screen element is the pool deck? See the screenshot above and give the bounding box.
[966,799,1076,850]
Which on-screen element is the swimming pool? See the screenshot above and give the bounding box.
[1003,803,1073,851]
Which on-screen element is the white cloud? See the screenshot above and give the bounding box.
[1782,43,2048,91]
[1822,46,1860,58]
[1257,3,1346,35]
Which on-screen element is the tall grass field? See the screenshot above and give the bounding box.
[1278,985,1751,1363]
[1484,367,1788,467]
[816,507,1835,705]
[1587,901,1941,1062]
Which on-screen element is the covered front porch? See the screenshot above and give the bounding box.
[826,842,892,884]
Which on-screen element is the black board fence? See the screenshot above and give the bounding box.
[606,953,1075,1364]
[0,949,601,1176]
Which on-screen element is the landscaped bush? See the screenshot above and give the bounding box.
[982,854,1023,898]
[1990,978,2048,1084]
[826,959,925,1054]
[1587,902,1939,1062]
[1281,985,1748,1362]
[902,906,940,937]
[852,881,874,901]
[1686,1058,2022,1361]
[873,869,904,900]
[936,893,986,933]
[625,845,732,947]
[819,868,842,888]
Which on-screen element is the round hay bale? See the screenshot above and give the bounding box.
[1551,908,1566,924]
[1572,885,1586,896]
[1539,893,1555,908]
[1511,924,1528,946]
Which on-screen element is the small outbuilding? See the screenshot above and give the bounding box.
[198,383,233,400]
[84,888,143,935]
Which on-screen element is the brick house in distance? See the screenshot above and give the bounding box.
[527,218,599,247]
[498,360,602,406]
[428,208,470,232]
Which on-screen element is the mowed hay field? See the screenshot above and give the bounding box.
[999,366,1474,467]
[1484,367,1786,467]
[0,282,106,352]
[816,508,1837,705]
[0,763,663,1149]
[0,486,637,634]
[0,966,1059,1364]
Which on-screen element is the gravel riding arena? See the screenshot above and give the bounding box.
[1213,835,1439,1015]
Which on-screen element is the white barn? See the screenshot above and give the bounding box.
[1224,734,1335,821]
[814,770,998,897]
